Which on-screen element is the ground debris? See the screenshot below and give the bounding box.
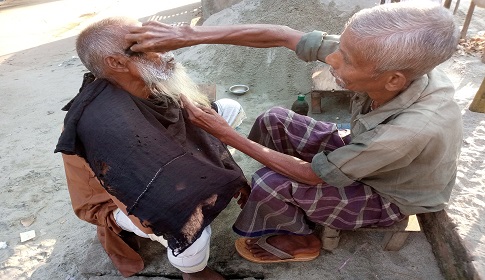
[457,32,485,57]
[20,230,36,242]
[20,215,36,227]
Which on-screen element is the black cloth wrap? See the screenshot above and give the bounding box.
[55,79,248,255]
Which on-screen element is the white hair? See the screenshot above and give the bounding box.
[345,1,459,79]
[76,17,134,78]
[76,17,209,107]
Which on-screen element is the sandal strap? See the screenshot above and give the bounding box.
[256,235,294,260]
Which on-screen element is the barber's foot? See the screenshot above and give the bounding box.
[182,267,225,280]
[244,234,321,262]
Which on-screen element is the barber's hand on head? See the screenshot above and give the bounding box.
[234,183,251,209]
[180,95,232,141]
[125,21,186,53]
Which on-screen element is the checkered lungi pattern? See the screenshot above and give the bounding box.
[233,107,405,237]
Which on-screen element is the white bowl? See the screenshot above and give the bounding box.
[229,85,249,95]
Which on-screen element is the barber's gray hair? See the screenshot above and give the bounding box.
[345,2,459,79]
[76,17,133,78]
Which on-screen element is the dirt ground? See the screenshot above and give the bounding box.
[0,0,484,279]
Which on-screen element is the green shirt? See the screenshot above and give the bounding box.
[296,31,462,215]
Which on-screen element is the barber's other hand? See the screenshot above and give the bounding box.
[126,21,188,53]
[180,95,232,141]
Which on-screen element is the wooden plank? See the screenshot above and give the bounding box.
[382,232,411,251]
[319,215,421,251]
[320,226,341,251]
[311,91,323,113]
[356,215,421,232]
[359,215,421,251]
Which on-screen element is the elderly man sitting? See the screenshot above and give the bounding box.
[55,17,249,279]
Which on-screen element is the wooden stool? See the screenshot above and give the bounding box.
[311,65,353,113]
[320,215,422,251]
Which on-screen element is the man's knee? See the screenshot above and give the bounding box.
[265,106,290,116]
[213,98,246,128]
[251,107,283,129]
[113,208,152,238]
[167,226,211,273]
[250,167,292,194]
[256,106,292,124]
[115,208,212,273]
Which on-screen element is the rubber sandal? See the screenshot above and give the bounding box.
[234,236,320,264]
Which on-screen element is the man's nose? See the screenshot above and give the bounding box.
[325,51,339,69]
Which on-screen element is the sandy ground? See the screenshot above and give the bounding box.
[0,0,484,279]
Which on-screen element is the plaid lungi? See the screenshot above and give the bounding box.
[233,107,405,237]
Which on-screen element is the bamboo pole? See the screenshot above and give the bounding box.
[460,1,476,39]
[469,77,485,113]
[443,0,452,8]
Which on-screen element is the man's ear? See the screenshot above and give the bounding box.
[104,55,130,73]
[384,71,407,92]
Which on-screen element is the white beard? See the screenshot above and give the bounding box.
[329,66,347,90]
[134,55,210,108]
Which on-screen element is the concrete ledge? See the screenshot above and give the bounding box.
[418,211,483,280]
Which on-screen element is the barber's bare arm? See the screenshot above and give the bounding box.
[181,96,324,186]
[126,22,304,53]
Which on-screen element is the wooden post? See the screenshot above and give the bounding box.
[443,0,452,8]
[482,48,485,64]
[469,77,485,113]
[460,1,476,39]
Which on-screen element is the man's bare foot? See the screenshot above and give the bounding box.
[245,234,321,261]
[182,267,225,280]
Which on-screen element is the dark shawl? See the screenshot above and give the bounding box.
[55,78,248,255]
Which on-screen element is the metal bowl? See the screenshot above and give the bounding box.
[229,84,249,95]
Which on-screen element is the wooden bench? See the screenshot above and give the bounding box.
[320,215,422,251]
[311,64,353,113]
